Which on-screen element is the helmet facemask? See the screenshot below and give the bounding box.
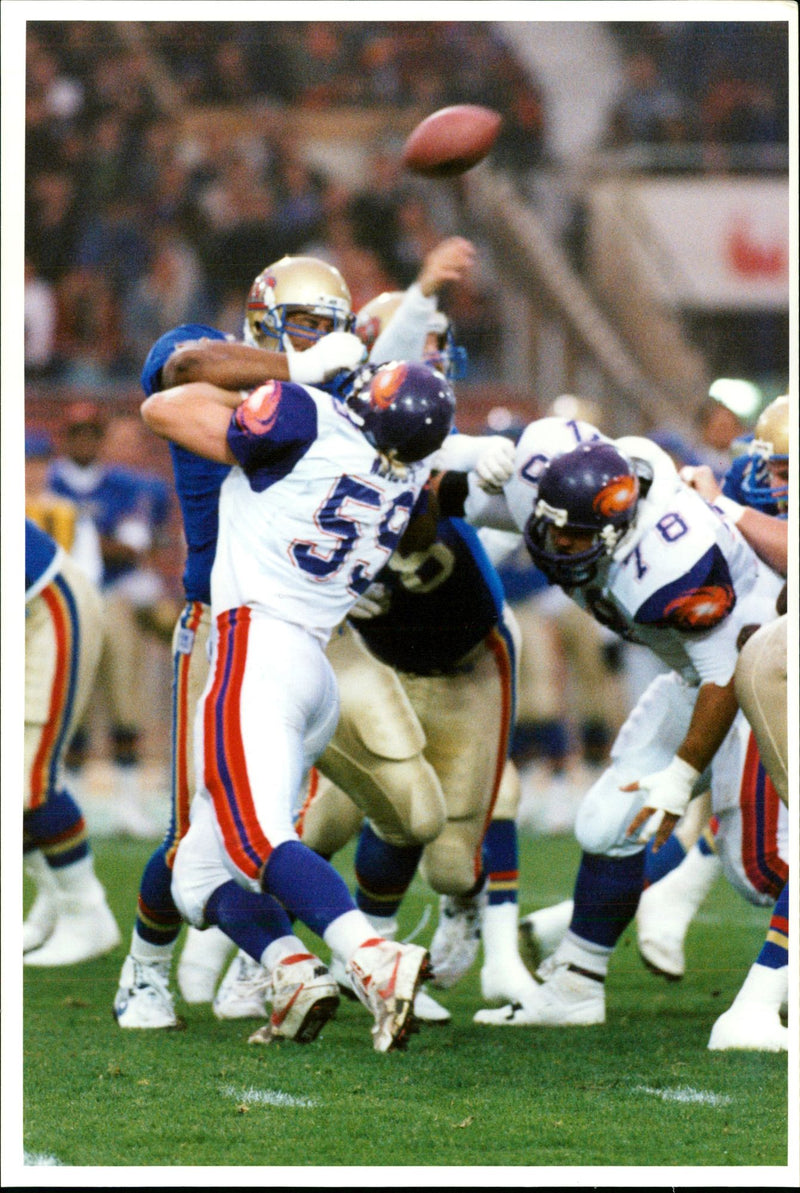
[740,395,789,514]
[523,443,640,587]
[245,256,354,351]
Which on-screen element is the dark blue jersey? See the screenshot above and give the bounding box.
[25,518,59,595]
[353,515,506,674]
[141,323,232,605]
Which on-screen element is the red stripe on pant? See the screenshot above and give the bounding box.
[473,628,514,883]
[204,608,272,881]
[740,731,788,898]
[30,582,72,808]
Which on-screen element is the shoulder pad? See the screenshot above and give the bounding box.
[634,544,736,631]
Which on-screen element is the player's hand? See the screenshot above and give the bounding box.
[679,464,721,502]
[474,436,516,494]
[286,331,366,384]
[417,237,476,296]
[349,582,390,620]
[622,756,700,850]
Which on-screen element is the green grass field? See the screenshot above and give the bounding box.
[17,830,790,1176]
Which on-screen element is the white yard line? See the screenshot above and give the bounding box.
[633,1084,732,1107]
[23,1151,62,1165]
[220,1084,316,1108]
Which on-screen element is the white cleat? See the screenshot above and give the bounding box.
[474,961,605,1027]
[518,900,574,973]
[248,952,340,1045]
[177,925,234,1003]
[708,1003,788,1052]
[114,956,180,1029]
[23,890,59,954]
[428,890,485,989]
[413,986,451,1023]
[347,938,431,1052]
[480,960,542,1006]
[636,850,721,981]
[24,896,120,967]
[213,951,269,1020]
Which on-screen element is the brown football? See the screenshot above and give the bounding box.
[402,105,502,178]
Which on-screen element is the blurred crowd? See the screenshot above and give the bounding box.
[25,19,787,389]
[606,21,789,161]
[24,21,541,388]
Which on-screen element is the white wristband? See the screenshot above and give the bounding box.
[714,494,745,525]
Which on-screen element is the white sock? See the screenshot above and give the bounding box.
[732,962,788,1012]
[129,927,174,967]
[24,850,59,891]
[323,909,378,963]
[366,913,397,939]
[51,855,105,903]
[554,930,612,978]
[481,902,524,967]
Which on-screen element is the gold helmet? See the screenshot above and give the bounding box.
[244,255,354,350]
[742,393,789,511]
[354,291,466,379]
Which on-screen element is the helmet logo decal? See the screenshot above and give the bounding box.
[593,474,638,517]
[239,381,282,434]
[663,584,735,629]
[370,362,408,409]
[357,315,381,349]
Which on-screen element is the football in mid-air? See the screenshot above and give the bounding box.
[401,105,502,178]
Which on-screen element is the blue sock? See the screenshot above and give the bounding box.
[483,818,519,907]
[756,881,788,969]
[135,845,183,946]
[263,839,357,939]
[354,823,422,919]
[205,880,294,963]
[23,788,89,869]
[511,720,569,767]
[570,850,647,949]
[643,833,686,886]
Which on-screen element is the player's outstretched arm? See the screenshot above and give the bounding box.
[141,382,241,464]
[624,676,739,850]
[163,340,290,390]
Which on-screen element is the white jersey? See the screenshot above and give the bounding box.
[211,379,431,641]
[465,415,784,687]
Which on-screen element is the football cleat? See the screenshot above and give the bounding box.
[708,1003,788,1052]
[428,889,485,989]
[24,894,120,967]
[480,959,543,1006]
[636,850,721,981]
[332,950,448,1022]
[346,938,431,1052]
[518,900,574,973]
[114,955,181,1029]
[177,925,235,1003]
[247,952,340,1046]
[22,889,58,954]
[213,951,269,1020]
[474,960,605,1027]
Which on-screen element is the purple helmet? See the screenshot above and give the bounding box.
[523,442,640,586]
[344,360,455,464]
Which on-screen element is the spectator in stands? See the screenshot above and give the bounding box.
[606,50,690,147]
[25,259,58,378]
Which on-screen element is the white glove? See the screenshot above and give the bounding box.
[286,331,366,384]
[474,436,516,494]
[348,582,390,620]
[625,755,700,843]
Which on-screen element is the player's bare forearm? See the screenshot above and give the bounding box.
[736,509,788,576]
[163,341,290,390]
[141,382,239,464]
[676,677,740,774]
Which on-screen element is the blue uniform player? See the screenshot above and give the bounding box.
[47,400,172,836]
[24,519,120,966]
[113,255,367,1032]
